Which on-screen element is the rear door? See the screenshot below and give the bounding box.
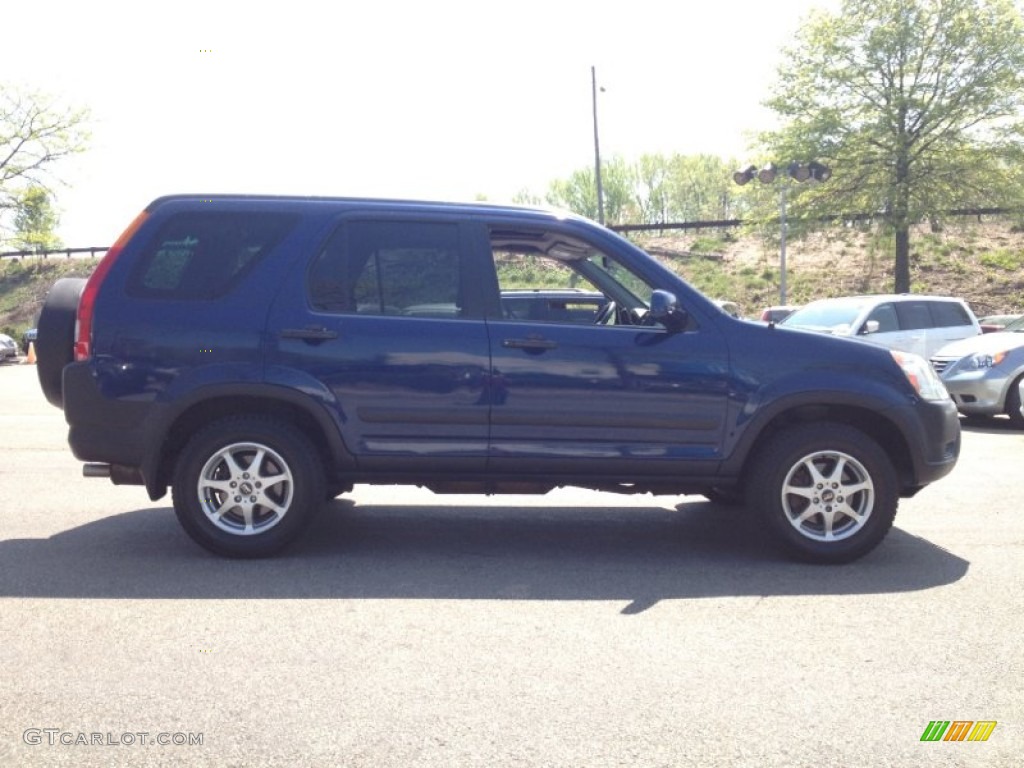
[265,215,492,471]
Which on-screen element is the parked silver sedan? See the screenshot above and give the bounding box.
[0,333,19,362]
[931,314,1024,428]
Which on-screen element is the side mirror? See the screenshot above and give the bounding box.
[860,319,880,335]
[649,290,687,332]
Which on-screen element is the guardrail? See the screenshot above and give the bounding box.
[609,207,1022,234]
[0,246,108,260]
[0,207,1019,259]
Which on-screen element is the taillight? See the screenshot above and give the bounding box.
[74,210,149,361]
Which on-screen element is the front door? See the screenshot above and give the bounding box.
[479,223,730,477]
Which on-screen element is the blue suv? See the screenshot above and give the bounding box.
[36,195,961,562]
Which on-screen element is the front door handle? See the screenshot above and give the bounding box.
[502,337,558,351]
[279,326,339,341]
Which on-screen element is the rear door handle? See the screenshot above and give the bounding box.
[279,326,339,341]
[502,337,558,351]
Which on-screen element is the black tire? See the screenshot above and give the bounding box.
[747,423,898,564]
[1005,375,1024,429]
[172,416,326,557]
[36,278,86,408]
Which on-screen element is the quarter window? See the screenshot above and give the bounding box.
[127,212,297,299]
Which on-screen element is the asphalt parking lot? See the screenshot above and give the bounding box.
[1,361,1021,767]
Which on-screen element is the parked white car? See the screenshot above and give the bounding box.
[931,314,1024,428]
[780,294,981,359]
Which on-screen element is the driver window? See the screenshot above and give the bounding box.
[489,228,654,327]
[864,303,899,333]
[493,250,607,324]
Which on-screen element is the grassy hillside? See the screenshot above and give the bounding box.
[3,215,1023,339]
[0,257,100,338]
[633,215,1024,318]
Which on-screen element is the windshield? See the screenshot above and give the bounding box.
[1002,315,1024,332]
[781,299,869,330]
[573,254,649,307]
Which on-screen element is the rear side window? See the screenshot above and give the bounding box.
[127,211,298,299]
[929,301,973,328]
[309,220,463,317]
[896,301,933,330]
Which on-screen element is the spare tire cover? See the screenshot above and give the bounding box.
[36,277,86,409]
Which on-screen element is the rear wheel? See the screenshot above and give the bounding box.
[172,416,325,557]
[747,423,898,563]
[36,278,86,408]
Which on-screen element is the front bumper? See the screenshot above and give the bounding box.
[939,369,1012,417]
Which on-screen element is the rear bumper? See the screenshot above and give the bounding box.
[63,363,151,470]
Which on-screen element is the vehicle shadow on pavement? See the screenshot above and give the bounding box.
[0,498,969,614]
[958,415,1023,434]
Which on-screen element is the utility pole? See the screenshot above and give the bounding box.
[591,66,605,226]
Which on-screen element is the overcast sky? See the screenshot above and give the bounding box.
[3,0,839,245]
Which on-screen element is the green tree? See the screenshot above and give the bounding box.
[762,0,1024,292]
[545,156,634,225]
[632,154,671,224]
[1,85,89,243]
[662,154,736,222]
[543,154,736,226]
[13,185,62,252]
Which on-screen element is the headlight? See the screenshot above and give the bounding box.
[891,351,949,401]
[964,351,1006,370]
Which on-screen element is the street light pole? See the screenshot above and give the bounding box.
[733,161,831,306]
[779,182,788,305]
[591,65,605,226]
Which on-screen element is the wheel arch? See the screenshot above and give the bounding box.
[145,386,353,500]
[729,401,915,492]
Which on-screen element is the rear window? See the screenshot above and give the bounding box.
[127,211,297,299]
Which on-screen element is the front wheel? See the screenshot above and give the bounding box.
[747,423,898,564]
[1005,374,1024,429]
[172,416,325,557]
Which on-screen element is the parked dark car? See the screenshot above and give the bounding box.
[36,195,961,563]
